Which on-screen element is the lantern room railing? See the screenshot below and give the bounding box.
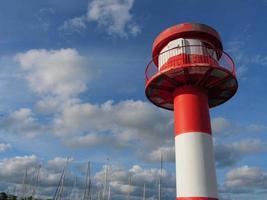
[145,45,236,82]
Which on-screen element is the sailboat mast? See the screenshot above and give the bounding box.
[127,175,131,200]
[83,161,91,200]
[158,152,163,200]
[53,157,70,200]
[69,176,78,200]
[32,165,41,199]
[21,167,28,199]
[107,185,111,200]
[143,183,146,200]
[59,168,66,200]
[103,158,110,200]
[89,167,92,200]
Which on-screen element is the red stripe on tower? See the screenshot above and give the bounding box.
[173,86,211,135]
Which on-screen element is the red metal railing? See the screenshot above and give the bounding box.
[145,45,236,82]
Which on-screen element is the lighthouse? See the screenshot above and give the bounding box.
[145,23,238,200]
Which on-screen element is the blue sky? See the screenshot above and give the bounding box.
[0,0,267,199]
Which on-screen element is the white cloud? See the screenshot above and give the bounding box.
[59,16,87,33]
[63,133,117,148]
[129,165,174,187]
[214,139,267,168]
[223,166,267,191]
[47,157,73,173]
[15,48,92,114]
[0,155,39,180]
[87,0,140,37]
[230,139,267,153]
[140,146,175,163]
[15,48,90,98]
[12,47,173,155]
[0,143,11,152]
[212,117,266,136]
[60,0,140,37]
[0,108,46,138]
[53,100,172,150]
[212,117,234,135]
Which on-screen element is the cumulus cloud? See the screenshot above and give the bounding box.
[15,48,91,113]
[53,100,172,150]
[214,139,267,168]
[60,16,87,33]
[0,108,46,138]
[0,155,39,183]
[0,143,11,152]
[47,157,73,173]
[12,47,173,155]
[16,48,90,98]
[225,166,267,188]
[212,117,266,136]
[140,146,175,163]
[63,133,117,148]
[60,0,140,37]
[221,166,267,196]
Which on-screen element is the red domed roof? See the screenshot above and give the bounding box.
[152,23,223,59]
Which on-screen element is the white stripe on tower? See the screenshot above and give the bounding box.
[175,132,217,198]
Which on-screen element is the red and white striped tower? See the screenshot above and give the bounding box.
[145,23,238,200]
